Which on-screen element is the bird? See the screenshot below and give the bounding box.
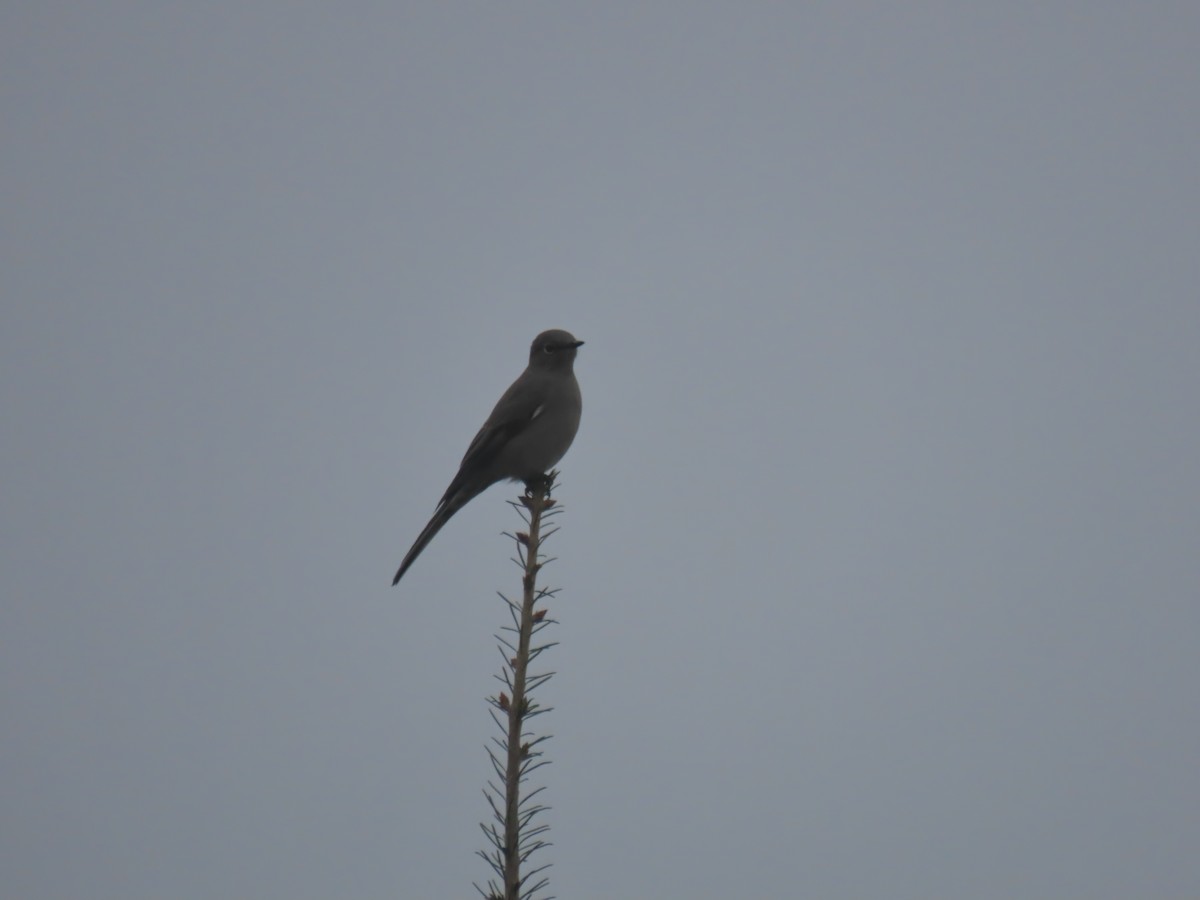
[391,329,584,585]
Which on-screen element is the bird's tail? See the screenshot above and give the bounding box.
[391,486,479,585]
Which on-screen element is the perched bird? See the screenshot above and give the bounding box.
[392,329,584,585]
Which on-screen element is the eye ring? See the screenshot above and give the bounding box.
[542,343,555,353]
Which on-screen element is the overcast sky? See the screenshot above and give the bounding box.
[3,4,1198,898]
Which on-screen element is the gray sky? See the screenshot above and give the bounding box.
[3,4,1198,898]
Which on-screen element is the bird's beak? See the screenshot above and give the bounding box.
[570,340,585,348]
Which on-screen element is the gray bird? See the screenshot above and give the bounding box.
[392,329,584,585]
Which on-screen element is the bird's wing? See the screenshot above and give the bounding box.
[439,371,544,503]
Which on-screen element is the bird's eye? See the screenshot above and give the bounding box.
[542,343,555,353]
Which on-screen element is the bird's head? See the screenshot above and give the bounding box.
[529,329,584,369]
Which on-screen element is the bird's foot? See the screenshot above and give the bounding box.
[522,472,555,496]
